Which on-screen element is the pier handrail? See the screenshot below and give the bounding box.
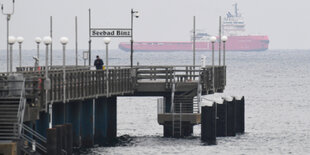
[17,79,26,137]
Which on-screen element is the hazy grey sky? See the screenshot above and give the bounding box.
[1,0,310,50]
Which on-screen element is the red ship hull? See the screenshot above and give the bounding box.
[119,35,269,52]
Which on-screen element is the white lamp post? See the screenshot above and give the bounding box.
[130,9,139,68]
[2,0,15,72]
[60,37,69,103]
[104,37,111,96]
[35,37,42,64]
[17,36,24,67]
[8,36,16,73]
[221,36,228,66]
[210,36,217,92]
[43,36,52,123]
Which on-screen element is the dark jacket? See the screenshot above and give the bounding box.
[94,58,104,70]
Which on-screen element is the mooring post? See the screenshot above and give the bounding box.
[65,102,81,147]
[234,96,245,133]
[47,128,57,155]
[216,100,227,137]
[81,99,94,147]
[201,103,217,145]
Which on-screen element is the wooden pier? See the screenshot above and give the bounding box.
[0,65,226,153]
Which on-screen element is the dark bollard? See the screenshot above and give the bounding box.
[65,124,73,155]
[216,100,227,137]
[55,125,63,155]
[234,96,245,133]
[47,128,57,155]
[225,97,236,136]
[201,102,217,145]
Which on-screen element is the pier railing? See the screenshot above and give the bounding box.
[47,69,133,103]
[2,65,226,109]
[135,65,226,91]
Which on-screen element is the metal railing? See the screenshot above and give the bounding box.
[20,124,47,153]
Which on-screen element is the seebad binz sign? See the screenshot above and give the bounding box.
[90,28,132,37]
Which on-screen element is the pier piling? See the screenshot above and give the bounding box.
[47,128,57,155]
[66,101,81,147]
[234,96,245,133]
[226,97,236,136]
[80,99,94,147]
[65,124,73,155]
[216,100,227,137]
[201,103,217,145]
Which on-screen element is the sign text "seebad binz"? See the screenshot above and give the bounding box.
[90,29,132,37]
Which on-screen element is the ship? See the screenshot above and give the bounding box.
[119,3,269,52]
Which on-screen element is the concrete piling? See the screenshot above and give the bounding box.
[234,96,245,133]
[201,102,217,145]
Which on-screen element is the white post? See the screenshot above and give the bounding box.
[17,37,24,68]
[104,38,111,96]
[60,37,69,103]
[8,36,16,73]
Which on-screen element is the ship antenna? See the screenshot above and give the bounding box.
[234,3,238,17]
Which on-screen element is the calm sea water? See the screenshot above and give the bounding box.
[1,49,310,154]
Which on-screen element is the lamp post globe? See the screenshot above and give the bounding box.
[17,36,24,44]
[135,12,140,18]
[210,36,217,43]
[35,37,42,44]
[221,36,228,42]
[104,37,111,45]
[8,36,16,45]
[43,36,52,45]
[60,37,69,45]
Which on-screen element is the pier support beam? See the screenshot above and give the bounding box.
[80,99,94,147]
[94,96,117,146]
[66,101,81,147]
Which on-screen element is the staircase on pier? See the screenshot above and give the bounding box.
[0,97,20,141]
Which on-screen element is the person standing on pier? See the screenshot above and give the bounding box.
[94,55,104,70]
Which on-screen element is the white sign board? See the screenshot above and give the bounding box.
[90,28,132,37]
